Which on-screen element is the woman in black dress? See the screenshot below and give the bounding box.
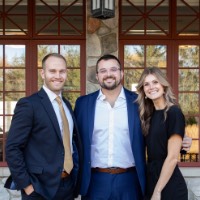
[136,67,188,200]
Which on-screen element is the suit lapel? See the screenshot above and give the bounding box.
[125,89,136,146]
[88,91,99,142]
[38,88,62,141]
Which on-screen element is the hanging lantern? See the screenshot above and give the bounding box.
[91,0,115,19]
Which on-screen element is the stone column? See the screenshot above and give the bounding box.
[86,1,119,94]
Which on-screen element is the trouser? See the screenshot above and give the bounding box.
[82,167,143,200]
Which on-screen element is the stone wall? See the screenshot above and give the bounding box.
[86,1,118,94]
[187,178,200,200]
[0,168,20,200]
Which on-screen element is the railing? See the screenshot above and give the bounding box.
[181,152,199,162]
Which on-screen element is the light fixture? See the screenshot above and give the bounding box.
[91,0,115,20]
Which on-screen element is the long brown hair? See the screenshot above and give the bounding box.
[136,67,177,136]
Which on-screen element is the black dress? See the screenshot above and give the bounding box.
[145,105,188,200]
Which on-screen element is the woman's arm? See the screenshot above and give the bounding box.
[151,134,182,200]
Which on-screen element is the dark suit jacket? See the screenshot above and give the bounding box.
[5,88,82,199]
[74,87,146,197]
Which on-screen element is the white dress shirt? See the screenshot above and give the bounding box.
[91,88,135,168]
[42,85,73,152]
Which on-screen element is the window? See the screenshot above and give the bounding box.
[123,44,167,91]
[0,0,28,36]
[0,0,85,166]
[120,0,170,38]
[37,44,83,107]
[178,44,200,164]
[0,43,27,164]
[176,0,200,36]
[35,0,85,37]
[120,0,200,166]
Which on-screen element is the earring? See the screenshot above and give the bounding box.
[145,96,147,99]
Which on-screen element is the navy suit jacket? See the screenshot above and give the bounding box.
[74,87,146,196]
[5,88,82,199]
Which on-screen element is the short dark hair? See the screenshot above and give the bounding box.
[96,54,121,73]
[42,53,67,69]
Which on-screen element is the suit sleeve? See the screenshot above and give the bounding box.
[74,97,82,118]
[6,97,33,190]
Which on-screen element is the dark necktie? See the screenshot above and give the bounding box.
[55,96,73,173]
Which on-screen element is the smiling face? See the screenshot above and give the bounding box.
[143,74,165,104]
[40,56,67,95]
[96,59,123,90]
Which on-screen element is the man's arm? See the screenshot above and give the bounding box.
[6,98,33,190]
[182,135,192,152]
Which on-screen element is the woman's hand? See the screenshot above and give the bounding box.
[151,190,161,200]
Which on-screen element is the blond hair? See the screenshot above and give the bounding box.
[136,67,178,136]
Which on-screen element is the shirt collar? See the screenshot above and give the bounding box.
[97,90,106,101]
[42,85,62,103]
[119,87,126,99]
[97,87,126,101]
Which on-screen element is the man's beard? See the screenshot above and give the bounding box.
[99,76,121,90]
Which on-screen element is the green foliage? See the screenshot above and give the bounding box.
[124,45,166,68]
[62,92,80,109]
[186,117,197,125]
[64,46,80,92]
[5,69,25,91]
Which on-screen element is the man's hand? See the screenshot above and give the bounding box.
[24,184,34,195]
[182,135,192,152]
